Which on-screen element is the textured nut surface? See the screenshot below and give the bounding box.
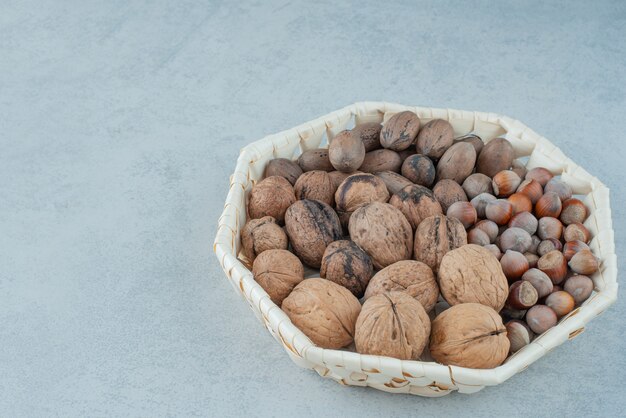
[359,149,403,173]
[364,260,439,312]
[476,138,515,177]
[430,303,509,369]
[284,199,343,268]
[320,240,373,297]
[328,170,356,191]
[462,173,493,199]
[241,216,288,261]
[294,170,335,206]
[433,179,468,212]
[416,119,454,159]
[335,173,389,225]
[353,122,382,152]
[282,278,361,349]
[374,171,413,195]
[329,130,366,173]
[436,142,477,184]
[401,154,436,187]
[264,158,303,185]
[355,292,431,360]
[389,184,443,229]
[413,214,467,272]
[380,111,420,151]
[349,202,413,269]
[248,176,296,223]
[253,249,304,305]
[438,244,509,311]
[298,148,334,172]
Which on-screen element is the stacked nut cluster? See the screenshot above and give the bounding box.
[242,111,598,369]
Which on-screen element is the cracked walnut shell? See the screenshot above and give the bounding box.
[241,216,288,262]
[248,176,296,223]
[252,249,304,305]
[294,170,335,206]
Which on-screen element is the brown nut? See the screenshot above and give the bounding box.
[436,142,477,184]
[364,260,439,312]
[359,149,403,173]
[500,306,528,321]
[537,238,563,257]
[329,130,366,173]
[537,250,568,284]
[253,249,304,305]
[525,305,557,334]
[563,222,591,243]
[438,245,508,311]
[430,303,509,369]
[476,138,514,178]
[397,148,417,162]
[511,160,528,179]
[506,320,534,353]
[500,250,530,281]
[264,158,303,185]
[328,170,357,191]
[282,278,361,349]
[462,173,494,199]
[485,199,513,225]
[563,240,590,261]
[471,193,497,219]
[335,173,389,226]
[374,171,413,195]
[467,228,490,246]
[294,170,335,206]
[524,252,539,269]
[560,198,588,225]
[380,111,421,151]
[568,249,599,275]
[499,227,532,253]
[248,176,296,223]
[353,122,382,152]
[349,202,413,269]
[564,275,594,304]
[298,148,334,172]
[474,219,499,243]
[535,192,562,218]
[507,280,538,309]
[508,193,533,214]
[529,235,541,254]
[516,179,544,204]
[284,199,342,267]
[446,201,477,229]
[241,216,288,261]
[545,178,572,202]
[414,214,467,272]
[401,154,436,187]
[433,179,469,212]
[416,119,454,159]
[493,170,522,197]
[537,216,563,241]
[522,268,554,298]
[320,240,373,298]
[508,211,538,235]
[390,185,443,229]
[525,167,553,187]
[355,291,430,360]
[545,291,575,317]
[455,133,484,155]
[484,244,502,260]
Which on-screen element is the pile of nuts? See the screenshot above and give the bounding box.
[243,111,598,369]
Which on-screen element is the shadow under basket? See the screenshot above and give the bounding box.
[213,102,618,397]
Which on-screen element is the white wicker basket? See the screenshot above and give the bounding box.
[213,102,618,396]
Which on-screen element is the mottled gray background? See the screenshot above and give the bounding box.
[1,0,625,416]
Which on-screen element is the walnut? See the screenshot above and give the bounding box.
[264,158,303,185]
[248,176,296,223]
[335,173,389,226]
[355,291,431,360]
[438,244,509,311]
[282,278,361,349]
[413,214,467,272]
[348,202,413,269]
[380,111,420,151]
[329,130,366,173]
[363,260,439,312]
[252,249,304,305]
[353,122,382,152]
[359,149,403,173]
[389,184,443,229]
[432,179,468,212]
[320,240,373,297]
[416,119,454,159]
[284,199,343,267]
[298,148,334,172]
[429,303,509,369]
[436,142,477,184]
[293,170,335,206]
[241,216,288,262]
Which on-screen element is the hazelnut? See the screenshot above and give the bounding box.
[359,149,403,173]
[535,192,562,218]
[355,292,430,360]
[390,185,443,229]
[545,178,572,202]
[380,111,420,151]
[563,222,591,243]
[468,228,490,246]
[455,133,484,155]
[529,235,541,254]
[241,216,288,262]
[474,219,499,243]
[476,138,515,177]
[438,245,508,311]
[537,238,562,257]
[499,227,532,253]
[500,306,528,321]
[485,199,513,225]
[522,268,554,298]
[335,173,389,226]
[416,119,454,159]
[537,216,563,241]
[353,122,382,152]
[525,305,557,334]
[446,201,477,229]
[430,303,509,369]
[568,249,599,275]
[564,275,594,304]
[511,159,528,179]
[253,249,304,305]
[493,170,522,197]
[508,211,538,235]
[248,176,296,223]
[484,244,502,260]
[264,158,303,185]
[471,193,497,219]
[298,148,334,172]
[524,252,540,268]
[525,167,553,187]
[501,250,530,281]
[545,291,575,317]
[506,320,534,353]
[320,240,373,298]
[282,278,361,349]
[436,142,477,184]
[401,154,436,187]
[560,198,588,225]
[364,260,439,312]
[537,250,568,284]
[516,179,543,204]
[329,130,366,173]
[433,179,469,212]
[374,171,413,195]
[508,193,533,214]
[462,173,494,199]
[507,280,539,310]
[563,240,590,261]
[349,202,413,269]
[294,170,335,206]
[414,214,467,272]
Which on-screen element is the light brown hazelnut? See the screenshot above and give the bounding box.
[522,268,553,298]
[560,198,588,225]
[564,275,594,304]
[508,211,538,235]
[563,222,591,243]
[335,173,389,226]
[468,228,490,246]
[537,250,568,284]
[353,122,382,152]
[241,216,288,262]
[474,219,499,243]
[568,249,599,275]
[545,178,572,202]
[390,184,443,230]
[537,216,563,241]
[253,249,304,305]
[500,250,530,281]
[484,244,502,260]
[511,159,528,179]
[537,238,563,257]
[508,193,533,214]
[414,214,467,272]
[471,192,497,219]
[507,280,539,309]
[476,138,515,177]
[535,192,562,218]
[506,320,534,353]
[401,154,436,187]
[329,130,366,173]
[499,227,532,253]
[529,235,541,254]
[359,149,403,173]
[294,170,335,206]
[524,252,539,268]
[433,179,469,212]
[526,305,557,334]
[545,291,575,317]
[446,201,477,229]
[525,167,553,187]
[264,158,303,185]
[462,173,494,199]
[493,170,522,197]
[298,148,334,172]
[320,240,373,297]
[563,240,590,261]
[380,111,420,151]
[436,142,477,184]
[516,179,543,204]
[248,176,296,223]
[485,199,513,225]
[374,171,413,195]
[416,119,454,159]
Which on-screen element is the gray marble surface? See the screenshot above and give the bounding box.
[1,1,625,416]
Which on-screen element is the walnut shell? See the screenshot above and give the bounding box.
[294,170,335,206]
[359,149,403,173]
[284,199,343,267]
[264,158,303,185]
[438,244,509,311]
[374,171,413,196]
[476,138,515,177]
[248,176,296,223]
[353,122,382,152]
[252,249,304,305]
[355,291,431,360]
[416,119,454,159]
[414,214,467,272]
[436,142,477,184]
[363,260,439,312]
[432,179,468,212]
[298,148,334,172]
[335,173,389,226]
[430,303,509,369]
[389,184,443,229]
[320,240,373,297]
[349,202,413,269]
[329,130,366,173]
[241,216,288,261]
[282,278,361,349]
[380,111,420,151]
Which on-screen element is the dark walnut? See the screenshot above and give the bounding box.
[284,199,343,268]
[401,154,436,187]
[476,138,515,177]
[416,119,454,159]
[363,260,439,312]
[252,249,304,305]
[282,278,361,349]
[413,214,467,272]
[380,111,420,151]
[297,148,334,172]
[329,130,366,173]
[241,216,288,262]
[353,122,382,152]
[433,179,468,212]
[264,158,303,185]
[293,170,335,206]
[438,244,509,311]
[436,141,477,184]
[355,291,431,360]
[248,176,296,223]
[359,149,403,173]
[389,184,443,230]
[374,171,413,196]
[430,303,509,369]
[335,173,389,226]
[320,240,373,298]
[349,202,413,269]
